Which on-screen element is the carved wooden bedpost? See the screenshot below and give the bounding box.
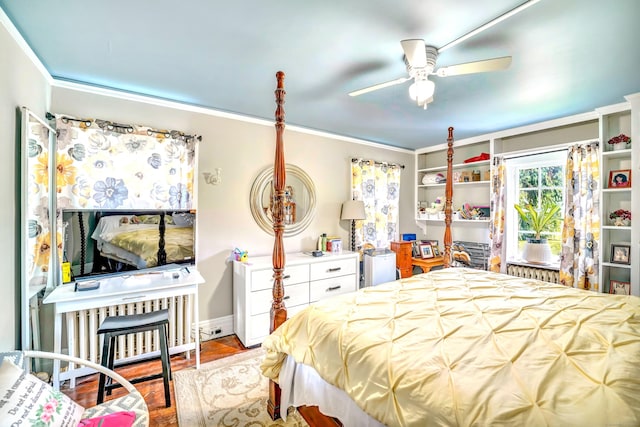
[443,127,454,268]
[268,71,287,420]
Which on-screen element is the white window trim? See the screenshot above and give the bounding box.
[504,150,566,262]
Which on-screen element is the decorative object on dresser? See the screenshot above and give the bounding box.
[340,200,366,251]
[608,169,631,188]
[390,241,413,278]
[232,252,359,347]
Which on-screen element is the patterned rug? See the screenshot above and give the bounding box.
[173,348,308,427]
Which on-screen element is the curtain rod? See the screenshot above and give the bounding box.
[45,112,202,141]
[501,139,598,161]
[351,158,405,169]
[502,147,567,161]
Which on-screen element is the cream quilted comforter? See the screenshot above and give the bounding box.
[261,268,640,427]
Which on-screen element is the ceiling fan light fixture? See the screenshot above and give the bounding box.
[409,78,435,105]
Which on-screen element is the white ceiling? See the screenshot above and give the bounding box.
[2,0,639,150]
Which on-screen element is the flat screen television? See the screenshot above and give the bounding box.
[62,209,196,279]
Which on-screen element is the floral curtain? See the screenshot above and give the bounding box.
[350,159,401,249]
[54,115,198,210]
[489,155,506,272]
[559,142,600,290]
[25,112,58,282]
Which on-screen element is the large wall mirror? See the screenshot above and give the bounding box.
[20,107,57,352]
[250,164,316,237]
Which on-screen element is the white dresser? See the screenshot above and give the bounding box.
[233,251,359,347]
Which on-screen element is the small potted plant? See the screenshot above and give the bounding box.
[607,133,631,151]
[514,202,561,264]
[609,209,631,226]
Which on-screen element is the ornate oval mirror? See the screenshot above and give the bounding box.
[250,164,316,237]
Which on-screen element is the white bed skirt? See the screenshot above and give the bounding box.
[279,355,385,427]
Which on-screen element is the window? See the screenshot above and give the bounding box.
[505,150,566,261]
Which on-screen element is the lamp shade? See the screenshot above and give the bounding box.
[341,200,366,220]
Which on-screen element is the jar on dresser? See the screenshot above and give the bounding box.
[232,251,359,347]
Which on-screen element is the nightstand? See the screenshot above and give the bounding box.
[390,241,413,278]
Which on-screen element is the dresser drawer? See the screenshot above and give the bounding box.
[310,258,356,281]
[250,264,309,292]
[249,302,307,345]
[251,282,309,315]
[310,274,357,303]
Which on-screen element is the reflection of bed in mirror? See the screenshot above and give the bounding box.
[63,210,196,278]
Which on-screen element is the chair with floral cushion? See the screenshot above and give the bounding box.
[0,350,149,427]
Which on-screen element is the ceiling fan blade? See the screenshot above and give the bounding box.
[401,39,427,68]
[435,56,512,77]
[348,77,410,97]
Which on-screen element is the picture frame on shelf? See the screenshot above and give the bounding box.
[609,280,631,295]
[610,244,631,264]
[608,169,631,189]
[431,245,440,257]
[419,243,434,259]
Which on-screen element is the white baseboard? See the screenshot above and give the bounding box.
[197,315,234,341]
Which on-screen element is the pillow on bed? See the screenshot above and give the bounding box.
[132,214,174,225]
[173,212,194,227]
[91,215,129,243]
[0,359,84,426]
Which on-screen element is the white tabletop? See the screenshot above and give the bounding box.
[43,266,204,305]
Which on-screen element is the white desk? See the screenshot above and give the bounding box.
[43,267,204,388]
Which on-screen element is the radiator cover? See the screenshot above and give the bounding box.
[506,263,560,284]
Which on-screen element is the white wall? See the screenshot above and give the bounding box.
[0,11,421,350]
[0,13,51,350]
[48,85,418,333]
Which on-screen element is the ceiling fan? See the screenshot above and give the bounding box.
[348,38,512,109]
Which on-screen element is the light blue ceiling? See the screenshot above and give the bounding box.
[2,0,639,150]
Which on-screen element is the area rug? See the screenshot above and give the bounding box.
[174,348,308,427]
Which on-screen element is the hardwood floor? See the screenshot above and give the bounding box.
[61,335,248,426]
[61,335,339,426]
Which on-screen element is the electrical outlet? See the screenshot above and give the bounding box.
[213,327,223,335]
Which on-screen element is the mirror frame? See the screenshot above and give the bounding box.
[250,164,316,237]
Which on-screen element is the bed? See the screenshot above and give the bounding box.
[89,210,195,273]
[260,73,640,426]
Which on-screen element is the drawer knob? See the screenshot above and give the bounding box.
[327,267,341,273]
[326,285,341,292]
[283,295,291,300]
[283,275,291,279]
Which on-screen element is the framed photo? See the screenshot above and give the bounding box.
[424,240,440,257]
[608,169,631,188]
[610,244,631,264]
[411,241,421,257]
[419,243,434,259]
[431,245,440,257]
[609,280,631,295]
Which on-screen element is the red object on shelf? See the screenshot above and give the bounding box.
[463,152,490,163]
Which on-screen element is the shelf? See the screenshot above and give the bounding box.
[416,218,490,224]
[418,159,490,173]
[602,187,631,193]
[602,262,632,269]
[418,180,490,188]
[602,148,631,158]
[602,225,631,231]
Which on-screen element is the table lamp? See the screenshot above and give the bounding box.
[341,200,366,251]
